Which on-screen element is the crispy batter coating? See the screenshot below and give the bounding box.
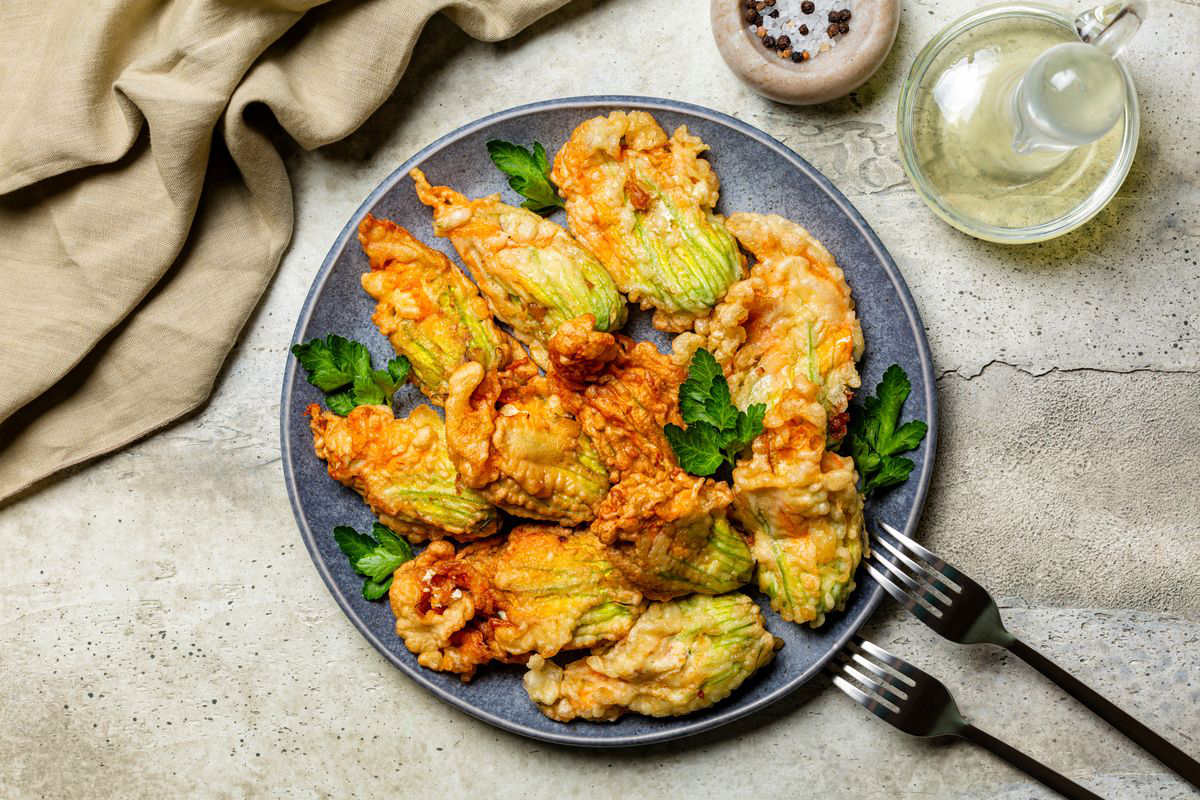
[443,362,611,525]
[389,528,645,681]
[524,593,779,721]
[389,539,504,678]
[411,169,627,368]
[732,384,865,627]
[673,212,863,437]
[591,470,754,600]
[551,111,745,332]
[666,214,866,626]
[307,403,499,542]
[546,316,685,483]
[542,317,753,599]
[357,214,536,404]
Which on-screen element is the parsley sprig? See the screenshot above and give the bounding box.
[486,140,565,214]
[333,523,415,600]
[292,334,410,416]
[845,364,928,496]
[665,349,765,476]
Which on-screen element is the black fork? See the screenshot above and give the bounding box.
[866,521,1200,788]
[829,637,1104,799]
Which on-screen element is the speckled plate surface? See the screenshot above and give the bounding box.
[280,96,936,747]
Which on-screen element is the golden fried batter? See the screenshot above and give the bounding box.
[732,384,865,627]
[357,214,535,404]
[539,317,754,598]
[411,169,626,368]
[551,111,744,332]
[389,539,504,678]
[389,527,645,681]
[591,470,754,600]
[307,403,499,542]
[443,363,610,525]
[524,593,779,722]
[546,316,685,483]
[674,212,863,438]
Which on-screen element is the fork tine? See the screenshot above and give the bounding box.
[879,521,965,584]
[869,546,954,607]
[840,660,911,706]
[838,651,912,702]
[845,643,916,690]
[829,654,907,714]
[872,538,958,602]
[830,674,902,721]
[876,525,962,593]
[854,636,924,682]
[865,562,944,622]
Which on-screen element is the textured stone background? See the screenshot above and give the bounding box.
[2,0,1197,797]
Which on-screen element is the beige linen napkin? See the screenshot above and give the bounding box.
[0,0,567,502]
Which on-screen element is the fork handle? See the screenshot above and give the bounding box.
[960,724,1104,799]
[1008,637,1200,788]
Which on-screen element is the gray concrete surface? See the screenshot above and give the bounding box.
[2,0,1198,797]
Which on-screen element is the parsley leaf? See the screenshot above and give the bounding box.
[291,335,410,415]
[844,364,929,496]
[665,422,725,476]
[333,523,414,600]
[665,349,765,476]
[325,390,358,417]
[486,139,566,214]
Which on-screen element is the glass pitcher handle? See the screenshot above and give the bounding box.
[1075,1,1147,59]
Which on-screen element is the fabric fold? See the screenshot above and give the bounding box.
[0,0,568,502]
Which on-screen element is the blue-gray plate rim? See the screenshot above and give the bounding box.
[280,95,937,748]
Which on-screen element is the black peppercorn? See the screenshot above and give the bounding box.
[776,34,791,49]
[828,10,839,21]
[838,21,849,33]
[801,1,814,13]
[799,23,809,35]
[790,50,804,62]
[762,35,776,48]
[769,8,779,17]
[744,8,758,22]
[827,23,840,36]
[841,9,852,21]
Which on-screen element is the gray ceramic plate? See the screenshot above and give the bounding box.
[281,96,936,747]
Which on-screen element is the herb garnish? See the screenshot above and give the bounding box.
[333,523,414,600]
[845,364,928,495]
[291,334,410,416]
[486,140,565,214]
[665,349,765,476]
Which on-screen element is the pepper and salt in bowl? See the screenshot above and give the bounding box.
[711,0,899,104]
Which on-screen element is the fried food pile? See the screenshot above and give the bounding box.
[303,112,868,724]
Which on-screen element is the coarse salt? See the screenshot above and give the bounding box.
[751,0,854,60]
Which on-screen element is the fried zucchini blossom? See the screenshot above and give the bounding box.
[732,383,865,627]
[389,527,645,680]
[411,169,627,368]
[357,214,535,405]
[443,362,611,526]
[673,211,863,441]
[551,111,745,332]
[308,403,499,542]
[524,593,779,721]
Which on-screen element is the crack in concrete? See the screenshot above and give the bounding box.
[937,359,1200,382]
